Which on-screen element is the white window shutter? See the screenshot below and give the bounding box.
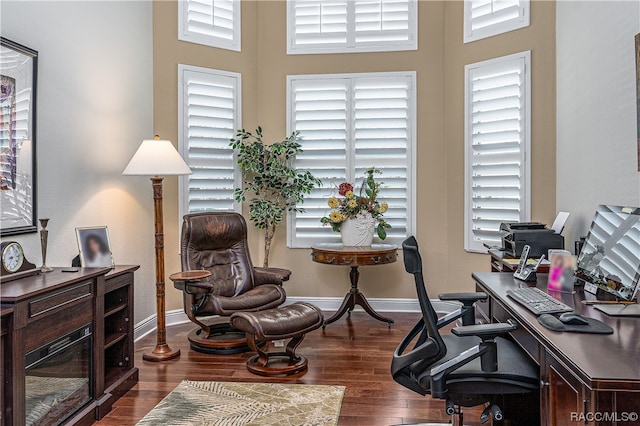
[287,77,350,244]
[464,51,531,253]
[288,0,417,54]
[178,65,242,217]
[289,1,349,49]
[179,0,241,51]
[353,75,413,241]
[287,72,416,248]
[464,0,529,43]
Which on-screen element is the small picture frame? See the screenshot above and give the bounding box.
[547,251,576,293]
[76,226,114,268]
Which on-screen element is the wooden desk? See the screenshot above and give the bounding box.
[488,248,550,273]
[473,273,640,426]
[311,244,397,328]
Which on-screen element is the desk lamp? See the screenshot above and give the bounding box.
[123,135,191,362]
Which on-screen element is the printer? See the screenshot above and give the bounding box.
[500,222,565,258]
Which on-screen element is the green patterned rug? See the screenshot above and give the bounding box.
[136,380,346,426]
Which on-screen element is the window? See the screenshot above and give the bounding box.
[287,0,417,54]
[464,51,531,253]
[464,0,529,43]
[179,0,241,51]
[286,71,416,247]
[178,65,242,216]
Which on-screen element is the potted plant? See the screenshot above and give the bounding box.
[231,127,321,267]
[321,168,391,246]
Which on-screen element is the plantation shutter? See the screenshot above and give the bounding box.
[288,0,417,54]
[464,0,529,43]
[179,65,241,216]
[354,0,413,44]
[465,52,530,252]
[353,75,413,241]
[179,0,241,51]
[287,72,415,248]
[290,1,349,49]
[288,77,349,244]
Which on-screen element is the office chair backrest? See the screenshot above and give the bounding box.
[402,236,446,353]
[391,237,447,394]
[181,212,256,297]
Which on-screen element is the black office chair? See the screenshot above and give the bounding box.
[391,237,539,425]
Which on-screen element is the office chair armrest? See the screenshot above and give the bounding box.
[438,292,487,305]
[436,293,487,327]
[254,267,292,286]
[451,323,516,338]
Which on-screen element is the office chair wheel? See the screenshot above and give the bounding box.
[480,404,503,424]
[445,399,456,415]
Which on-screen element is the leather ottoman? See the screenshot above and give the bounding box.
[230,302,324,376]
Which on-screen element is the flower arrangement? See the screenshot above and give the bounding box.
[321,168,391,240]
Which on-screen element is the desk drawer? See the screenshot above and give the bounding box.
[29,281,93,318]
[491,300,541,365]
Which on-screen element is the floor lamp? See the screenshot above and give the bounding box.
[123,135,191,362]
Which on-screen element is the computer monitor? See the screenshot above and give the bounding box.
[575,205,640,301]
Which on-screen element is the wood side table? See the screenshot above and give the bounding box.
[311,243,398,328]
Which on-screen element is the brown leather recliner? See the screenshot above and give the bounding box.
[174,212,290,354]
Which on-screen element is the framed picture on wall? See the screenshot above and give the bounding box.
[76,226,115,268]
[0,38,38,236]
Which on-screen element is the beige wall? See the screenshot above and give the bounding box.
[153,0,260,313]
[443,0,557,288]
[154,0,557,313]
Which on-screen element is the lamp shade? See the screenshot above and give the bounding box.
[122,138,192,176]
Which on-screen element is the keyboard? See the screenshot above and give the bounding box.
[507,287,573,315]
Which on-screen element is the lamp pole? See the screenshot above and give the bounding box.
[143,176,180,361]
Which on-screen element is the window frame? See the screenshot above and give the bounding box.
[286,0,418,55]
[178,64,243,220]
[178,0,242,52]
[286,71,417,248]
[464,51,532,253]
[463,0,530,44]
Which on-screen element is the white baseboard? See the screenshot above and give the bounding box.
[134,297,460,342]
[134,310,191,342]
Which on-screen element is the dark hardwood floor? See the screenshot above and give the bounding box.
[96,312,484,425]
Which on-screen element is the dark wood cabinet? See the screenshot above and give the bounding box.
[0,266,139,426]
[474,273,640,426]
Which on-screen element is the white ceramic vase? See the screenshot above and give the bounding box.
[340,212,376,247]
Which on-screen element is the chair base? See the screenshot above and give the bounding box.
[188,319,253,354]
[246,352,308,377]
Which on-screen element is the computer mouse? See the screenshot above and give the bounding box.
[558,313,589,325]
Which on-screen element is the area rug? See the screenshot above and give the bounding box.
[136,380,346,426]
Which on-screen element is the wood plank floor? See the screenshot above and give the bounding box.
[96,312,484,425]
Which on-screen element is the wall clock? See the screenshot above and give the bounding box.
[0,241,39,283]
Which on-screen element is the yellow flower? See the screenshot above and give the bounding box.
[380,202,388,213]
[330,211,344,223]
[345,190,354,198]
[328,197,339,208]
[348,199,358,208]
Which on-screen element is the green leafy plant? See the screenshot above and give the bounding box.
[231,127,321,267]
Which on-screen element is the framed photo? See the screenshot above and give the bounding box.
[76,226,114,268]
[1,38,38,236]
